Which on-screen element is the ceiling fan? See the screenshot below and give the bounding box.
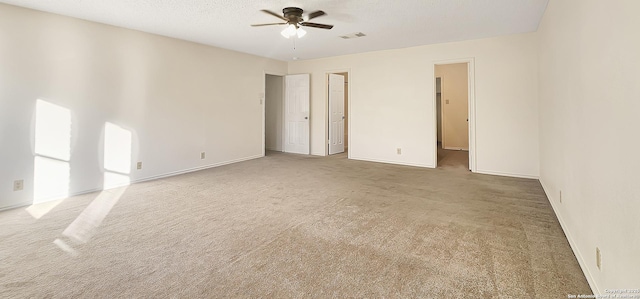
[251,7,334,38]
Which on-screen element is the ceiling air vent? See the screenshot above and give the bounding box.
[340,32,366,39]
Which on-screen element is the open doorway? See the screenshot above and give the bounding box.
[327,72,349,155]
[264,74,284,155]
[435,63,470,170]
[264,73,310,156]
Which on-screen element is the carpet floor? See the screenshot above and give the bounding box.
[0,152,591,298]
[437,144,469,170]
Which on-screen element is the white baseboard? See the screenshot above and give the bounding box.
[349,156,431,168]
[539,179,599,294]
[0,187,104,213]
[134,154,262,184]
[0,154,263,212]
[0,201,40,212]
[475,169,539,179]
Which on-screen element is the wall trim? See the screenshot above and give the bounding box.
[539,179,599,295]
[0,154,263,212]
[476,169,539,180]
[350,156,431,168]
[134,154,263,184]
[348,158,540,179]
[0,201,45,212]
[443,147,469,151]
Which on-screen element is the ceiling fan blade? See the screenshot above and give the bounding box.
[306,10,326,21]
[260,9,287,21]
[251,22,287,27]
[301,22,334,30]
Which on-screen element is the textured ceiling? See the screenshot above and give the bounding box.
[0,0,549,61]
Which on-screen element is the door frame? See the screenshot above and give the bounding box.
[435,76,443,149]
[263,71,286,157]
[432,58,476,172]
[325,69,351,158]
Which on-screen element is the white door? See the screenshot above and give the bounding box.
[284,74,310,154]
[328,74,345,155]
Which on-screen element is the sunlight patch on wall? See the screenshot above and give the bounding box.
[35,100,71,161]
[103,122,132,189]
[33,156,70,203]
[104,172,130,189]
[33,99,71,205]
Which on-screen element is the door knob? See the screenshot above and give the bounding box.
[305,117,308,119]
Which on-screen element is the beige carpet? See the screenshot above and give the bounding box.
[0,152,591,298]
[437,142,470,170]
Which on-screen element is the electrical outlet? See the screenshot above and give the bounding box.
[559,190,562,203]
[596,247,601,270]
[13,180,24,191]
[397,148,402,155]
[201,152,206,159]
[137,162,143,170]
[446,99,450,104]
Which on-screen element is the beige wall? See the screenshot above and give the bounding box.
[538,0,640,292]
[435,63,469,150]
[0,4,287,209]
[265,75,283,151]
[289,33,539,177]
[4,1,637,290]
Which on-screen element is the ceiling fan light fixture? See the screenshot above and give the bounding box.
[296,27,307,38]
[281,24,297,38]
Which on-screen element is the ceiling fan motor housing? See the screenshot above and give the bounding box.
[283,7,304,24]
